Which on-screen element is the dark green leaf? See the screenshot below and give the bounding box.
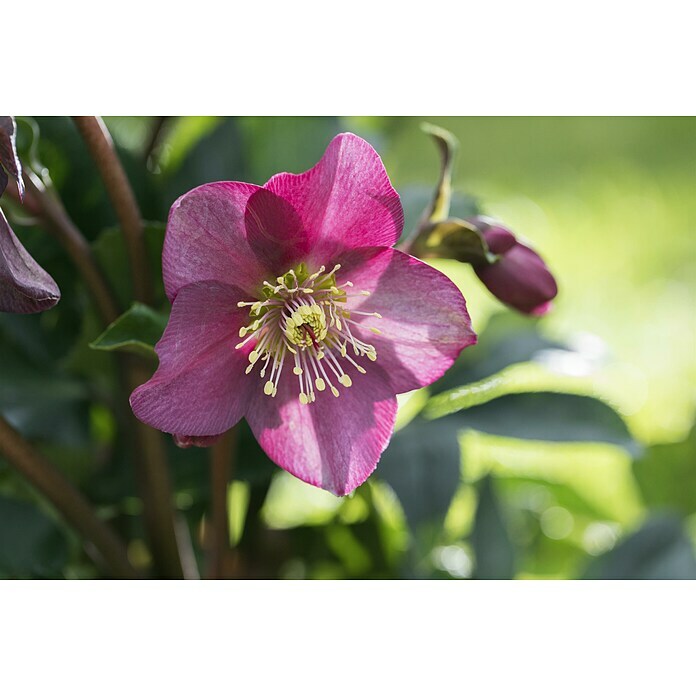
[437,392,639,455]
[0,495,69,577]
[471,475,516,579]
[90,302,168,358]
[92,222,167,310]
[378,418,461,531]
[633,425,696,515]
[430,312,567,395]
[583,515,696,579]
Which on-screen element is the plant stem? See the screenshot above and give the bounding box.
[21,170,186,579]
[0,414,139,578]
[72,116,153,305]
[208,427,237,579]
[22,173,121,325]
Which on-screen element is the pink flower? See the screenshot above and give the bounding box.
[471,216,558,316]
[131,134,476,495]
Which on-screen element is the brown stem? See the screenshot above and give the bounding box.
[72,116,153,305]
[207,427,237,579]
[0,414,138,578]
[21,173,120,325]
[20,173,185,579]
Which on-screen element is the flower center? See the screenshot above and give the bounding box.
[235,263,380,404]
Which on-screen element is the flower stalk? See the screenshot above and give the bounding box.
[0,413,139,578]
[20,168,185,578]
[207,426,237,579]
[72,116,153,305]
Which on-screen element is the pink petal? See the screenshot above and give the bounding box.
[337,247,477,393]
[244,187,310,276]
[264,133,403,261]
[163,181,270,302]
[245,362,398,496]
[130,281,251,436]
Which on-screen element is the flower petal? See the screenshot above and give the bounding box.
[245,362,397,496]
[337,247,477,393]
[130,281,251,436]
[0,208,60,313]
[265,133,403,260]
[244,187,310,276]
[163,181,270,302]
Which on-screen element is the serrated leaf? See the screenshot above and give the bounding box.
[90,302,168,358]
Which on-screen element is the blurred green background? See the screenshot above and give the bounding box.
[1,116,694,579]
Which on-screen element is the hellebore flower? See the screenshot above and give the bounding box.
[130,133,476,495]
[0,207,60,313]
[470,216,558,316]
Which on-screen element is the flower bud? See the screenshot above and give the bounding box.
[471,216,557,315]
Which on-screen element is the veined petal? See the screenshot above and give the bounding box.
[163,181,269,302]
[338,247,477,393]
[245,361,397,496]
[264,133,403,260]
[0,208,60,313]
[244,187,310,276]
[130,281,251,436]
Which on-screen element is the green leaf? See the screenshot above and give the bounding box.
[413,218,495,264]
[633,425,696,515]
[470,475,516,579]
[420,122,458,223]
[0,495,69,578]
[90,302,168,358]
[378,419,462,531]
[583,515,696,579]
[426,362,598,419]
[92,222,167,309]
[460,393,637,454]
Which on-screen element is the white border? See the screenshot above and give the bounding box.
[2,581,693,694]
[5,1,695,114]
